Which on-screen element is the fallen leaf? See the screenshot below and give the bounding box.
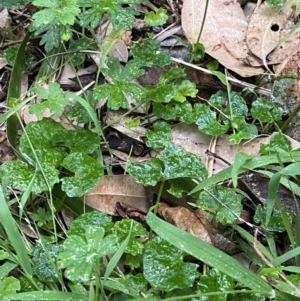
[158,202,213,244]
[171,123,300,174]
[84,175,150,215]
[181,0,264,77]
[246,1,300,66]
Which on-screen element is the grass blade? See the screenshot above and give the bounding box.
[0,185,32,276]
[146,212,273,295]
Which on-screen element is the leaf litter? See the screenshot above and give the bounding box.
[1,0,300,299]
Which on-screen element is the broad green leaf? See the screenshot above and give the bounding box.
[195,268,234,301]
[144,8,168,26]
[1,0,30,7]
[146,212,273,294]
[194,103,228,136]
[127,158,163,186]
[130,40,171,68]
[32,240,60,283]
[260,133,292,155]
[0,277,20,296]
[3,45,35,69]
[229,117,258,144]
[113,219,146,256]
[78,0,140,30]
[32,0,80,27]
[254,204,291,232]
[0,161,59,194]
[63,129,100,154]
[197,186,243,225]
[146,84,176,103]
[61,152,104,197]
[161,142,208,180]
[94,83,128,110]
[143,236,198,291]
[101,58,144,82]
[173,80,198,103]
[67,38,97,66]
[160,67,186,83]
[19,118,67,167]
[146,121,171,148]
[125,117,140,128]
[251,98,282,123]
[153,103,177,120]
[58,227,117,282]
[32,22,66,52]
[68,211,113,237]
[30,83,69,116]
[168,178,197,198]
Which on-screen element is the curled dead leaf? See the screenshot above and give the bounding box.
[181,0,264,77]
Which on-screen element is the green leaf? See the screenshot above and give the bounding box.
[146,212,273,294]
[61,152,104,197]
[67,38,97,66]
[0,186,32,277]
[251,98,282,123]
[113,219,146,256]
[3,45,36,69]
[146,84,176,103]
[260,133,292,155]
[146,121,171,148]
[32,0,80,27]
[127,158,163,186]
[207,61,227,86]
[78,0,140,30]
[254,204,291,232]
[68,211,113,237]
[229,116,258,144]
[161,142,208,180]
[19,118,67,167]
[0,277,20,296]
[32,22,66,52]
[130,40,171,68]
[63,129,100,154]
[267,162,300,225]
[30,83,69,116]
[196,268,234,301]
[0,161,59,194]
[173,80,198,103]
[67,90,97,124]
[124,117,140,128]
[32,239,60,283]
[144,8,168,26]
[197,186,243,225]
[58,227,117,282]
[1,0,31,7]
[194,103,228,136]
[153,103,177,120]
[143,236,199,291]
[160,67,186,83]
[191,42,205,61]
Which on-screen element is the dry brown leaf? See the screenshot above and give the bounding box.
[181,0,264,77]
[158,202,213,244]
[246,1,300,66]
[158,202,241,254]
[84,175,150,215]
